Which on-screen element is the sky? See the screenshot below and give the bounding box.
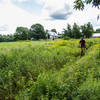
[0,0,100,34]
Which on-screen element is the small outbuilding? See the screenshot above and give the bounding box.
[92,33,100,38]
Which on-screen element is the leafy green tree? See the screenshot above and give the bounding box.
[74,0,100,10]
[51,29,57,33]
[14,27,29,40]
[81,22,94,38]
[63,23,81,39]
[5,35,14,42]
[63,24,72,38]
[72,23,81,38]
[74,0,100,20]
[30,24,46,40]
[96,28,100,33]
[81,25,87,36]
[0,35,4,42]
[0,34,14,42]
[63,22,93,39]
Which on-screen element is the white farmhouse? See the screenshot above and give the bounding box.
[47,31,62,39]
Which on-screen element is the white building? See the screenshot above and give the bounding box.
[92,33,100,38]
[47,31,62,39]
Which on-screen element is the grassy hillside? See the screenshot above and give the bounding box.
[0,39,100,100]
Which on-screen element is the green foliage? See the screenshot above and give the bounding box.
[96,28,100,33]
[0,39,100,99]
[51,29,57,33]
[74,0,100,10]
[30,23,46,40]
[74,0,85,10]
[72,23,81,38]
[81,22,94,38]
[14,27,29,40]
[63,22,94,39]
[63,36,70,40]
[63,23,81,39]
[0,35,14,42]
[63,24,73,38]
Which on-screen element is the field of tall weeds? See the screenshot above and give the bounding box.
[0,38,100,100]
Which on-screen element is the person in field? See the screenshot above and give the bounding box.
[80,37,86,56]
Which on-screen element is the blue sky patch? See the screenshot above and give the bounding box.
[13,0,43,15]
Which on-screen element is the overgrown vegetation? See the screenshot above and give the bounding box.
[63,22,94,39]
[0,22,95,42]
[0,38,100,99]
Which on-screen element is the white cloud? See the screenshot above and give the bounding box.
[0,0,12,4]
[0,25,8,31]
[0,0,100,35]
[67,7,100,26]
[0,0,38,34]
[0,0,74,34]
[41,0,73,20]
[17,0,29,2]
[36,0,100,30]
[34,0,46,4]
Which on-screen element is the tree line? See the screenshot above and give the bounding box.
[0,0,100,42]
[63,22,94,39]
[14,24,46,41]
[0,23,59,42]
[0,22,98,42]
[0,24,46,42]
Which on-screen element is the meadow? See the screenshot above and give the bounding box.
[0,38,100,100]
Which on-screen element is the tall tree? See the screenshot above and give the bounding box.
[0,34,14,42]
[30,24,46,40]
[81,22,94,38]
[63,24,72,38]
[72,23,81,38]
[14,27,29,40]
[51,29,57,33]
[96,28,100,33]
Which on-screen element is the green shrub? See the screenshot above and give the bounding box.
[63,36,70,40]
[0,39,100,99]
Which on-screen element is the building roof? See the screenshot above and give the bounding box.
[48,31,58,36]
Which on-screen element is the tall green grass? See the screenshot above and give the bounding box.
[0,39,100,100]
